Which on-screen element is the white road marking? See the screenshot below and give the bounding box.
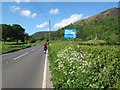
[31,49,36,52]
[42,50,47,88]
[13,52,28,60]
[6,61,9,63]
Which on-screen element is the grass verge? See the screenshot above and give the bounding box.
[48,42,120,88]
[1,42,36,54]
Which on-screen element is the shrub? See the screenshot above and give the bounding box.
[30,39,36,43]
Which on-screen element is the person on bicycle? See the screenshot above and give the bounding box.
[43,41,47,53]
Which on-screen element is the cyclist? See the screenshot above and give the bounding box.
[43,41,47,53]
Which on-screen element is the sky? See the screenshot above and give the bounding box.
[1,1,118,35]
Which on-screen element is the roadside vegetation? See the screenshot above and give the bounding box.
[0,24,37,54]
[1,41,36,54]
[48,41,120,88]
[33,8,120,88]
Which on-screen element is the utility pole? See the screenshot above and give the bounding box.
[49,20,51,44]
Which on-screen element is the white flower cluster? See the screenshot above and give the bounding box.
[56,45,90,74]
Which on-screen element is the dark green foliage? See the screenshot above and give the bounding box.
[29,38,36,43]
[2,24,12,43]
[11,24,25,44]
[1,24,30,44]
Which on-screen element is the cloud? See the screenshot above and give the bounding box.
[43,28,49,31]
[15,0,20,3]
[49,8,59,14]
[9,5,37,18]
[20,10,37,18]
[21,10,31,16]
[37,28,49,32]
[36,22,49,28]
[54,14,83,29]
[25,0,30,2]
[14,0,30,3]
[32,13,37,18]
[10,5,20,11]
[84,16,89,19]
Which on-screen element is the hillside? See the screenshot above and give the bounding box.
[31,31,49,39]
[74,8,120,27]
[31,7,120,43]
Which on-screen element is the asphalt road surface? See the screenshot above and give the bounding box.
[2,44,46,88]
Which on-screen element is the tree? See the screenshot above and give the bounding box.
[23,33,30,43]
[0,24,2,41]
[11,24,25,44]
[1,24,29,44]
[2,24,11,44]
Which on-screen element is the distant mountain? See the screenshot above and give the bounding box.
[31,8,120,43]
[31,31,47,39]
[31,31,55,40]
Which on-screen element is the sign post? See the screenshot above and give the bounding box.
[64,29,77,43]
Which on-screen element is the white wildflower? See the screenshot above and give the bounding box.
[70,71,74,74]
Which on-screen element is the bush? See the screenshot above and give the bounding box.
[79,40,107,45]
[30,39,36,43]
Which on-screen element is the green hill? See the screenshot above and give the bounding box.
[31,31,49,40]
[31,8,120,44]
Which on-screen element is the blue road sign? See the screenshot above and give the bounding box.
[64,29,77,38]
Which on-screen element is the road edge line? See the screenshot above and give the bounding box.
[42,50,47,88]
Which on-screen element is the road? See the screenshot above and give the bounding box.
[2,44,46,88]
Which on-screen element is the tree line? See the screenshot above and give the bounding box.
[0,24,30,44]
